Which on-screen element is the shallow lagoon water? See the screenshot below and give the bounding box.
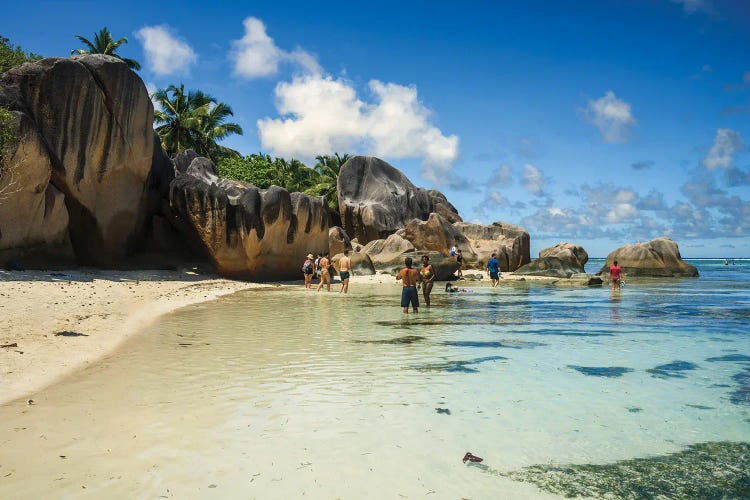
[1,259,749,498]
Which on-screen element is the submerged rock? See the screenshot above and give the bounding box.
[568,365,633,377]
[648,361,699,378]
[598,237,698,278]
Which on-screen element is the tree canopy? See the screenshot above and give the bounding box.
[153,84,243,163]
[71,27,141,70]
[0,35,42,73]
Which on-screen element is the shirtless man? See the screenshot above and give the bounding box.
[339,249,352,294]
[316,253,331,292]
[396,256,421,314]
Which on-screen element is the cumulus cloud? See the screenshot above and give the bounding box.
[702,128,743,169]
[582,91,637,143]
[257,75,459,183]
[231,17,321,79]
[135,25,197,76]
[521,164,544,195]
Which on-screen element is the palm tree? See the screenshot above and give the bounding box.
[306,153,351,210]
[71,27,141,70]
[152,84,242,162]
[193,101,243,161]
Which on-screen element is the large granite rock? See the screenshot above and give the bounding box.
[331,251,375,276]
[403,213,477,260]
[376,251,460,281]
[539,242,588,270]
[454,221,530,271]
[514,257,584,278]
[598,237,698,278]
[0,55,156,265]
[360,233,415,265]
[169,152,329,280]
[337,156,461,244]
[329,226,352,257]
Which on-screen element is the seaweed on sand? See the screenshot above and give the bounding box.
[353,335,426,345]
[647,361,699,379]
[411,355,507,373]
[568,365,633,377]
[503,441,750,499]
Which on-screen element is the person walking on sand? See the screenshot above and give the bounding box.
[486,253,501,288]
[302,253,315,289]
[316,253,331,292]
[609,260,622,292]
[419,255,436,306]
[456,249,464,279]
[339,249,352,294]
[397,256,421,314]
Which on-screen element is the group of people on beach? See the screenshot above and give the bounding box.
[301,250,352,294]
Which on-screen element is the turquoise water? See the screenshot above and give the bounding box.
[0,259,748,498]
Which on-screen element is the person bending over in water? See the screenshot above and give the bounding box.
[339,249,352,294]
[445,282,470,293]
[397,256,421,314]
[609,260,622,292]
[316,253,331,292]
[419,255,436,306]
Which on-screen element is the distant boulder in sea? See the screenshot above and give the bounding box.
[597,237,698,278]
[515,242,589,278]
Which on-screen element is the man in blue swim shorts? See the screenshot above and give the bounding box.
[486,253,501,288]
[396,256,421,313]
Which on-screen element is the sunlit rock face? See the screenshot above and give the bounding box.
[598,237,698,278]
[0,55,155,265]
[337,156,461,245]
[403,213,476,259]
[169,151,329,280]
[514,242,589,278]
[453,221,530,272]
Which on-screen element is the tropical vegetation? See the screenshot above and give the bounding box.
[152,84,243,163]
[0,35,42,73]
[71,27,140,70]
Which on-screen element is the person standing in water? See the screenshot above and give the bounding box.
[609,260,622,292]
[397,256,421,314]
[419,255,436,306]
[302,253,315,289]
[316,252,331,292]
[339,249,352,294]
[486,253,501,287]
[456,249,464,279]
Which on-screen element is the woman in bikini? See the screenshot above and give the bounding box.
[419,255,436,306]
[316,253,331,292]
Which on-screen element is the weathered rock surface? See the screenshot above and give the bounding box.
[169,152,329,280]
[377,251,460,281]
[329,226,352,257]
[514,257,584,278]
[331,251,375,276]
[539,242,588,270]
[403,213,476,259]
[454,221,530,271]
[337,156,461,244]
[0,55,155,265]
[597,237,698,278]
[360,233,415,265]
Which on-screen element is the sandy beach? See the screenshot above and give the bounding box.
[0,269,270,406]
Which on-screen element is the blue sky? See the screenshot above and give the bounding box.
[3,0,750,257]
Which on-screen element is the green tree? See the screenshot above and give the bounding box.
[153,84,242,163]
[305,153,351,210]
[218,154,279,188]
[0,36,42,73]
[0,107,19,199]
[71,27,141,70]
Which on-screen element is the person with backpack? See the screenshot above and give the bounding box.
[302,254,315,289]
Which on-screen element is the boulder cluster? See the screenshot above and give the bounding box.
[0,56,698,281]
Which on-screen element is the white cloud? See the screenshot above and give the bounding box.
[703,128,744,169]
[490,164,512,184]
[583,91,637,143]
[135,25,197,76]
[521,164,543,195]
[231,17,321,79]
[257,74,459,183]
